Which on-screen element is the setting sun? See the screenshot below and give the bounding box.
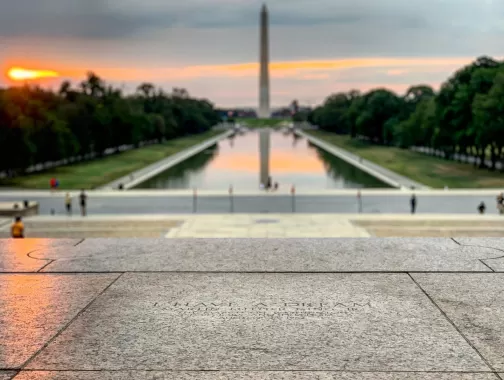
[7,67,59,81]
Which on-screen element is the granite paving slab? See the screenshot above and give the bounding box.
[0,239,80,272]
[0,274,119,368]
[412,274,504,371]
[27,273,488,371]
[10,371,501,379]
[37,238,499,272]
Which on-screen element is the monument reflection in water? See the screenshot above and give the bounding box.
[135,130,390,190]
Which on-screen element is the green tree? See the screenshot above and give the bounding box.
[472,70,504,170]
[395,97,437,148]
[0,73,219,178]
[435,56,502,159]
[356,89,402,144]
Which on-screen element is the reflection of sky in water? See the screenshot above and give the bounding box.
[137,131,389,190]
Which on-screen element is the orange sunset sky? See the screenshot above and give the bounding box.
[1,0,501,107]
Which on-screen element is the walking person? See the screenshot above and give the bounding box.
[11,216,24,239]
[478,201,486,215]
[65,193,72,216]
[79,189,88,217]
[410,194,417,214]
[50,177,60,191]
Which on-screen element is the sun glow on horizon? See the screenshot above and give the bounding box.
[3,57,475,83]
[7,67,59,81]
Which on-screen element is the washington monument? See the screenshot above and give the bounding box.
[259,4,270,118]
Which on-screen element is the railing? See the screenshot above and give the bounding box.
[187,186,368,214]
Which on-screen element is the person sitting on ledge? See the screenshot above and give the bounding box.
[11,216,24,239]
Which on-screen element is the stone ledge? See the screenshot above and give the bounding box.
[0,202,39,217]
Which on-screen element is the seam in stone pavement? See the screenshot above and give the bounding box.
[8,369,501,374]
[450,237,461,245]
[451,238,504,256]
[19,272,125,370]
[2,270,503,275]
[479,259,496,272]
[451,237,504,272]
[27,242,85,270]
[25,249,53,272]
[36,260,55,273]
[407,273,501,378]
[451,237,495,272]
[26,249,50,262]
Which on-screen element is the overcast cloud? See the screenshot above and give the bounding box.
[1,0,502,106]
[1,0,502,38]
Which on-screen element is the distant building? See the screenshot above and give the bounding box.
[216,109,257,120]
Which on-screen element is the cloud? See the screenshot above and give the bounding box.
[0,0,173,39]
[1,0,502,107]
[1,0,502,70]
[299,74,331,80]
[0,0,502,39]
[386,70,408,76]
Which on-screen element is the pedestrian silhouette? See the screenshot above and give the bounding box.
[478,202,486,214]
[65,193,72,215]
[410,194,417,214]
[80,189,88,217]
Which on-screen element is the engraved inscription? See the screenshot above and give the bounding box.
[160,301,373,320]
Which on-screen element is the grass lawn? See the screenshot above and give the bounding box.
[236,118,290,127]
[1,130,222,190]
[307,130,504,188]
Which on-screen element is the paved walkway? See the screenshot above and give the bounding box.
[99,130,233,190]
[2,237,504,379]
[299,130,429,190]
[165,214,504,238]
[165,214,371,238]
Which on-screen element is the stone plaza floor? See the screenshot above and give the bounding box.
[1,237,504,379]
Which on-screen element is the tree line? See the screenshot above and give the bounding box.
[0,72,220,176]
[308,56,504,170]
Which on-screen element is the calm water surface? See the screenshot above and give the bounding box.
[136,130,389,190]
